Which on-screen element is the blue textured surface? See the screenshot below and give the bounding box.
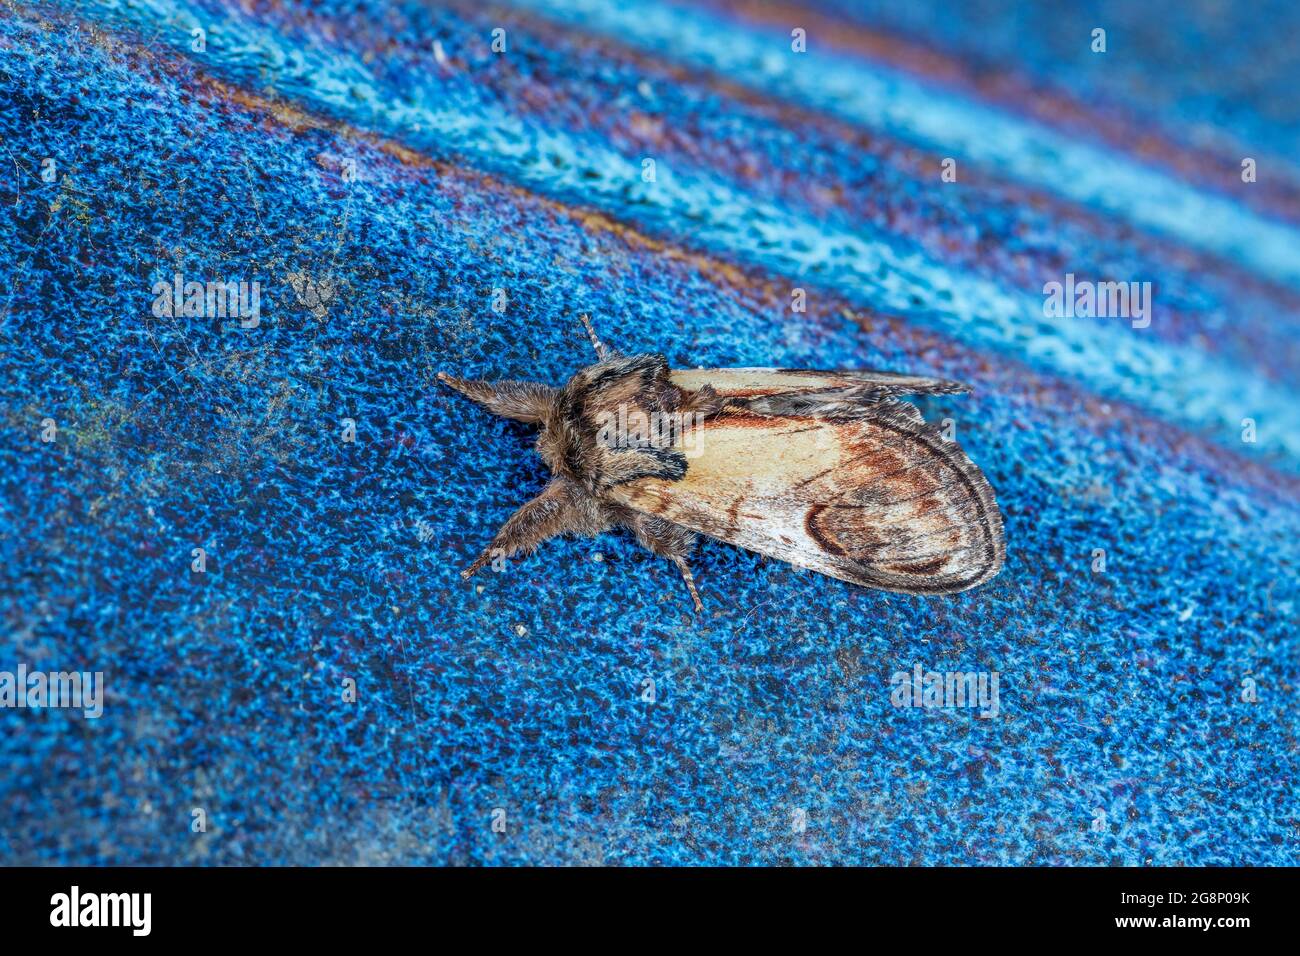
[1,0,1298,864]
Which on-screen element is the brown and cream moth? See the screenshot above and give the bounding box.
[437,316,1005,612]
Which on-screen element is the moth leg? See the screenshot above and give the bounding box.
[437,373,556,424]
[671,555,704,615]
[463,480,583,579]
[626,513,704,613]
[579,313,621,362]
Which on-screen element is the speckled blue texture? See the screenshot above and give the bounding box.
[1,0,1297,865]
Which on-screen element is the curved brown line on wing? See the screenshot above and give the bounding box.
[825,414,1005,593]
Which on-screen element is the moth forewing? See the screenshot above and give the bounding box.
[610,414,846,570]
[607,401,1004,594]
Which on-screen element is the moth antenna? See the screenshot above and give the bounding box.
[579,313,612,362]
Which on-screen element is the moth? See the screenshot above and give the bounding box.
[438,316,1004,612]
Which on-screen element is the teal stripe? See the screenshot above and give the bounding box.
[505,0,1300,289]
[62,0,1300,467]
